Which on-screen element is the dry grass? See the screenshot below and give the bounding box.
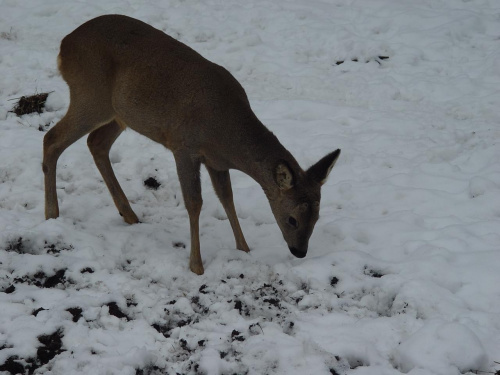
[9,92,52,116]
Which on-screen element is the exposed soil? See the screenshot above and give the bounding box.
[106,302,131,321]
[13,269,67,288]
[144,177,161,190]
[335,55,389,65]
[0,330,65,375]
[66,307,83,322]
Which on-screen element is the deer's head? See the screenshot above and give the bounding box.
[268,149,341,258]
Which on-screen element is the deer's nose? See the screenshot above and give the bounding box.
[289,246,307,258]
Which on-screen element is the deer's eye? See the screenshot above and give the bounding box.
[288,216,298,228]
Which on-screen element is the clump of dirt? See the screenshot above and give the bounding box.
[179,339,189,351]
[231,330,245,342]
[263,297,280,308]
[105,302,131,321]
[3,285,15,294]
[44,241,74,255]
[0,357,25,375]
[364,267,384,278]
[0,28,16,41]
[199,284,208,294]
[151,296,212,339]
[330,276,339,286]
[283,321,295,335]
[0,329,65,375]
[144,177,161,190]
[66,307,83,322]
[249,323,264,336]
[135,365,163,375]
[5,237,24,253]
[176,318,191,327]
[335,55,389,65]
[5,238,73,256]
[152,322,171,338]
[234,300,243,314]
[38,123,51,132]
[10,92,51,116]
[32,307,47,317]
[13,269,67,288]
[44,270,67,288]
[126,298,138,307]
[191,295,209,315]
[36,330,65,367]
[172,241,186,249]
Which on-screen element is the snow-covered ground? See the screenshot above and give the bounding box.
[1,0,500,374]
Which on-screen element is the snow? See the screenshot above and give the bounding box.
[1,0,500,374]
[394,320,488,375]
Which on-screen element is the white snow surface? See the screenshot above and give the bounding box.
[1,0,500,374]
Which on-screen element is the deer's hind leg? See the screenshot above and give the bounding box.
[43,105,114,220]
[87,120,139,224]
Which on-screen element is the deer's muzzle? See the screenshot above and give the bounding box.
[289,246,307,258]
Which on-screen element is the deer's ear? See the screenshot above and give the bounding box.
[275,162,294,190]
[307,149,341,185]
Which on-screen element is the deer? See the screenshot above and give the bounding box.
[43,14,341,275]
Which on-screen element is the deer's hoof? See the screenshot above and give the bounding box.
[190,262,205,275]
[121,211,140,224]
[45,209,59,220]
[238,244,250,253]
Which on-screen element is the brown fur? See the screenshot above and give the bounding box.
[43,15,340,274]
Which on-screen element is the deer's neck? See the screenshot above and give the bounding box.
[231,120,302,198]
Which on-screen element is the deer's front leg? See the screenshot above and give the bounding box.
[174,151,204,275]
[206,166,250,253]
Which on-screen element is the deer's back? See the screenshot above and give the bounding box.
[60,14,213,83]
[59,15,255,149]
